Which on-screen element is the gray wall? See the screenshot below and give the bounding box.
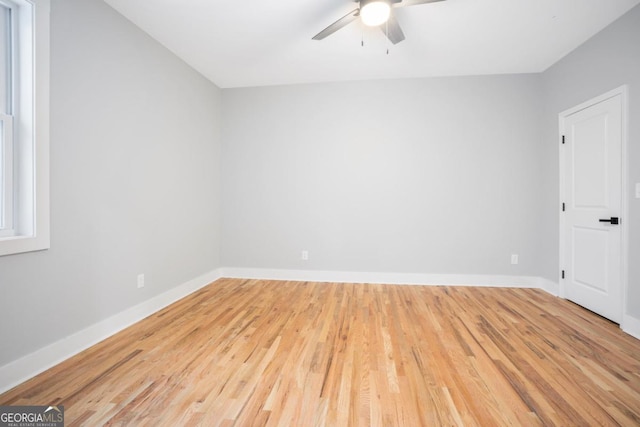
[542,5,640,318]
[221,75,547,276]
[0,0,222,366]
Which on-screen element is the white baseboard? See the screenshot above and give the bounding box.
[219,267,547,288]
[0,269,222,394]
[623,314,640,341]
[534,277,560,296]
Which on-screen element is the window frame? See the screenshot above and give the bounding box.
[0,0,49,257]
[0,113,14,236]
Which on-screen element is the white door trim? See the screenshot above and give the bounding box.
[559,85,629,327]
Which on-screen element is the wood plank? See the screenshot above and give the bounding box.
[1,279,640,426]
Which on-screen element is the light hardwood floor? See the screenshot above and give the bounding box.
[1,278,640,426]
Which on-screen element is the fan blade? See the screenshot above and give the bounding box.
[382,14,405,44]
[394,0,445,7]
[312,8,360,40]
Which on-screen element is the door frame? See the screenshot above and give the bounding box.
[558,85,629,326]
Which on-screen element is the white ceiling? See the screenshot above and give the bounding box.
[102,0,640,89]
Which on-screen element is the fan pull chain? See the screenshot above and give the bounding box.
[386,20,390,55]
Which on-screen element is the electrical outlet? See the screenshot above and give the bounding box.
[511,254,519,265]
[301,250,309,261]
[137,274,145,288]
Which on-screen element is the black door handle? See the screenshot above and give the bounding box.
[599,217,619,225]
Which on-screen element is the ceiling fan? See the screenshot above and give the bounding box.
[312,0,446,45]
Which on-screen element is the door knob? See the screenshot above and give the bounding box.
[599,217,619,225]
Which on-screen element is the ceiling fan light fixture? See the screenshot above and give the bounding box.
[360,0,391,27]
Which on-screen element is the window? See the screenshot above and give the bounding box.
[0,2,14,236]
[0,0,49,256]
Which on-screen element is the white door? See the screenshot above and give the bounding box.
[560,90,625,323]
